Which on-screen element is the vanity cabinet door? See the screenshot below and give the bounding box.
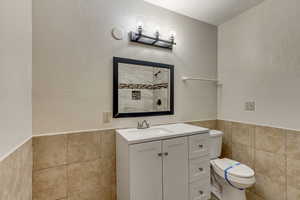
[163,137,189,200]
[129,141,163,200]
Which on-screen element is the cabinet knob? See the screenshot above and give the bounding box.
[158,153,163,157]
[198,190,204,195]
[198,167,203,172]
[198,144,203,148]
[164,152,169,156]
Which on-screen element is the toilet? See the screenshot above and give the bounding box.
[209,130,255,200]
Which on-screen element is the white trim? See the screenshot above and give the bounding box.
[0,136,32,162]
[217,118,300,132]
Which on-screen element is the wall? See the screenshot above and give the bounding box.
[217,120,300,200]
[0,0,32,160]
[32,0,218,135]
[218,0,300,130]
[32,120,216,200]
[0,140,32,200]
[0,0,32,198]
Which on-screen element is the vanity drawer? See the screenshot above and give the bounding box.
[189,156,210,182]
[189,180,211,200]
[189,134,209,159]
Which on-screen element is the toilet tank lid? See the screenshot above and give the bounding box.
[209,130,224,137]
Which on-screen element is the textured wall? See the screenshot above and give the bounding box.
[32,0,218,135]
[0,140,32,200]
[217,120,300,200]
[0,0,32,159]
[218,0,300,130]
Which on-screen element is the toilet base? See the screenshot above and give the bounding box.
[211,171,247,200]
[211,183,246,200]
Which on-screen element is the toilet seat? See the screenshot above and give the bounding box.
[210,158,256,189]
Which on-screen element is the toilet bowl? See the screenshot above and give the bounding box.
[209,130,256,200]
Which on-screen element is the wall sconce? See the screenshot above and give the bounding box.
[130,23,176,50]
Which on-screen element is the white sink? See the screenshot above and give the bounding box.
[117,123,209,144]
[126,127,173,135]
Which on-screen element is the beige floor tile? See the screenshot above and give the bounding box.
[255,126,286,154]
[67,159,102,196]
[254,150,286,185]
[286,130,300,160]
[67,131,101,163]
[33,135,67,170]
[33,166,67,200]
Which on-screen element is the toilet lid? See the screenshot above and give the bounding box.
[213,158,254,178]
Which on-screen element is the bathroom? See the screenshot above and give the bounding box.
[0,0,299,199]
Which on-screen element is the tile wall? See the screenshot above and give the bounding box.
[0,140,32,200]
[217,120,300,200]
[32,129,116,200]
[31,120,300,200]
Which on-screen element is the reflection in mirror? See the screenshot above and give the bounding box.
[113,57,174,118]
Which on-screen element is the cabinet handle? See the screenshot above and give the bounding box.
[164,152,169,156]
[198,144,203,148]
[198,167,203,172]
[158,153,163,157]
[198,190,204,195]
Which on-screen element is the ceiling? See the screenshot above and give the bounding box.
[143,0,264,25]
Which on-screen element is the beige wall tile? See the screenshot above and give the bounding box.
[67,159,102,196]
[217,120,232,146]
[33,135,67,170]
[231,122,254,147]
[101,158,116,189]
[68,189,103,200]
[255,150,286,185]
[255,126,286,154]
[188,120,217,130]
[287,186,300,200]
[232,142,254,167]
[67,131,101,163]
[246,190,265,200]
[101,130,116,159]
[0,140,32,200]
[287,158,300,190]
[254,172,286,200]
[286,130,300,160]
[33,166,67,200]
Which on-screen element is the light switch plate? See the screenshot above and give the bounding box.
[103,111,112,123]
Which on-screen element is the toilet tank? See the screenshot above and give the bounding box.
[209,130,224,159]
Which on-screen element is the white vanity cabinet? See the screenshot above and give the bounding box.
[116,123,210,200]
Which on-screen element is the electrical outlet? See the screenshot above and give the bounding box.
[103,112,112,124]
[245,101,255,111]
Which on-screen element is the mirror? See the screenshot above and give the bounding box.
[113,57,174,118]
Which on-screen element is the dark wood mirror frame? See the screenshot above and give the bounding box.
[113,57,174,118]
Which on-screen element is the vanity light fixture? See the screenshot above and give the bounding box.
[130,23,176,50]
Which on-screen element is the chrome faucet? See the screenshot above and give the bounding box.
[137,120,150,129]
